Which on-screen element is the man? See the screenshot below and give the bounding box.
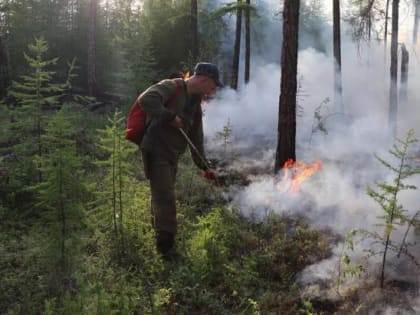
[139,62,222,259]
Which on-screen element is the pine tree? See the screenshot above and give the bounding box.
[0,35,10,99]
[0,38,74,212]
[88,0,98,96]
[7,37,67,183]
[231,0,242,90]
[115,26,157,96]
[366,129,420,288]
[130,31,158,93]
[95,109,136,260]
[33,105,86,277]
[388,0,399,138]
[215,118,233,160]
[274,0,300,173]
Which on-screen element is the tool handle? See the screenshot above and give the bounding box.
[179,128,219,186]
[179,128,211,170]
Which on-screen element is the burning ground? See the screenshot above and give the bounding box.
[203,45,420,312]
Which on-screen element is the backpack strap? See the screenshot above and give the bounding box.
[167,78,183,109]
[144,79,182,129]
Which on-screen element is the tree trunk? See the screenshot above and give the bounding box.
[0,0,10,98]
[70,0,76,31]
[399,43,408,106]
[367,0,374,41]
[385,0,390,42]
[0,36,10,99]
[388,0,399,139]
[384,0,390,59]
[105,0,110,31]
[88,0,98,96]
[112,131,119,259]
[118,137,124,255]
[59,162,66,270]
[274,0,300,173]
[231,0,242,90]
[413,0,420,45]
[190,0,198,60]
[245,0,251,83]
[333,0,343,113]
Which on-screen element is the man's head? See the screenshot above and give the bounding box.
[187,62,222,97]
[193,62,223,87]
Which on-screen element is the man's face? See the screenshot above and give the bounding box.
[202,77,217,97]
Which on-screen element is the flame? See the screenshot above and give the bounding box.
[183,71,190,80]
[281,159,322,194]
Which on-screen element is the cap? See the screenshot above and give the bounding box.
[193,62,223,87]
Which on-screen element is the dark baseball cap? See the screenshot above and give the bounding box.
[193,62,223,87]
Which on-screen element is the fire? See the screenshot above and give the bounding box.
[280,159,322,194]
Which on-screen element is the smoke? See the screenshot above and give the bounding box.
[202,0,420,309]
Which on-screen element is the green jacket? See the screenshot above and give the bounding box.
[139,79,207,170]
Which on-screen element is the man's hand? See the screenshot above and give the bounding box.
[202,169,217,182]
[170,115,183,129]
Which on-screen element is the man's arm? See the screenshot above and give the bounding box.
[139,79,177,123]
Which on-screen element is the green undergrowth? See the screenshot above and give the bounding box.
[0,93,332,314]
[1,194,331,314]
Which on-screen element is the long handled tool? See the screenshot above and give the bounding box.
[179,128,211,170]
[179,128,219,185]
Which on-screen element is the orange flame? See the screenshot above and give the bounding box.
[281,159,322,194]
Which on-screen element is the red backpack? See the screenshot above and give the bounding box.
[125,79,182,145]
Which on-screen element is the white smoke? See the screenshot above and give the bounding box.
[202,0,420,309]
